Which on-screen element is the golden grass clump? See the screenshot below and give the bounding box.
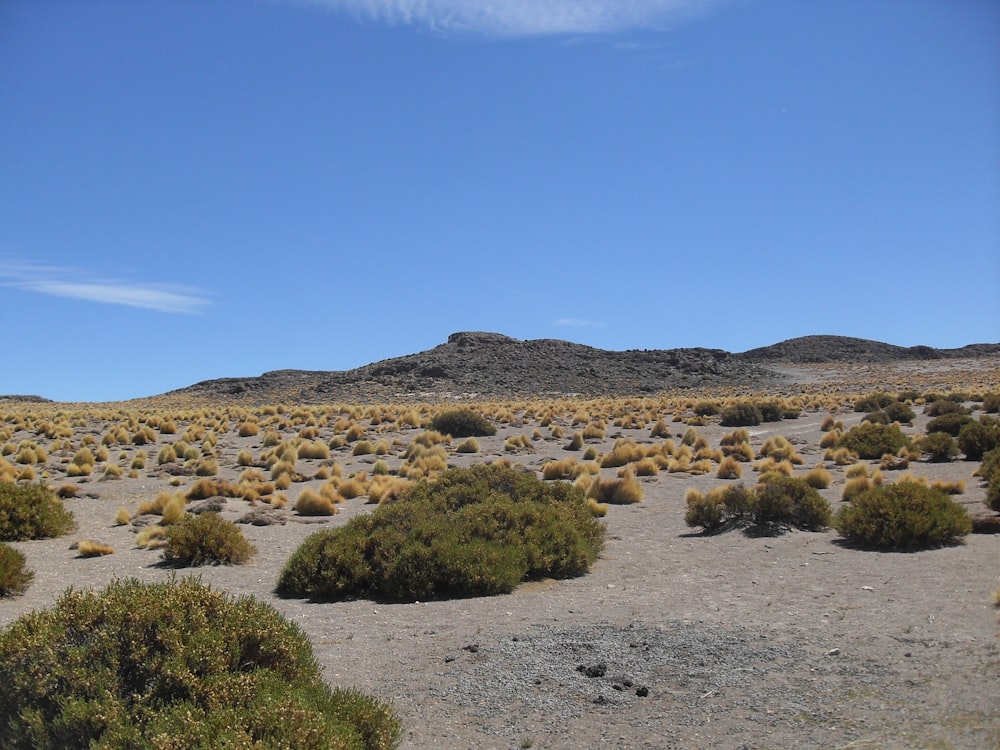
[351,440,375,456]
[103,464,123,479]
[803,466,832,489]
[566,432,585,451]
[77,539,115,557]
[753,457,794,476]
[845,463,869,479]
[114,508,131,526]
[582,423,605,440]
[586,498,608,517]
[294,487,336,516]
[599,439,646,468]
[55,484,78,498]
[367,475,412,504]
[818,430,842,449]
[631,457,660,477]
[717,455,743,479]
[135,526,167,549]
[842,476,873,501]
[294,440,328,460]
[157,445,177,465]
[456,437,480,453]
[161,494,188,525]
[503,434,532,451]
[542,457,576,480]
[758,435,804,464]
[588,472,643,504]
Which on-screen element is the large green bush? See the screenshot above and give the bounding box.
[837,423,912,460]
[920,432,957,463]
[866,401,916,426]
[719,403,762,427]
[980,448,1000,512]
[277,464,604,601]
[925,413,974,437]
[834,481,972,550]
[684,476,830,534]
[0,542,33,597]
[0,577,401,750]
[956,417,1000,461]
[0,482,76,541]
[162,512,256,566]
[427,409,496,438]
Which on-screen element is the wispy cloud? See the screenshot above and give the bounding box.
[299,0,715,37]
[0,258,210,314]
[554,317,606,328]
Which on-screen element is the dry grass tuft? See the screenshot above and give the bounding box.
[77,539,115,557]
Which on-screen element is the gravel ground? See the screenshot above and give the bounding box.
[2,390,998,749]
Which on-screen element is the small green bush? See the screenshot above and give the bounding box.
[0,577,400,749]
[719,403,762,427]
[854,393,896,412]
[866,401,916,425]
[838,423,911,460]
[684,478,829,534]
[923,398,969,417]
[277,464,604,601]
[834,482,972,550]
[427,409,496,438]
[957,418,1000,461]
[925,413,974,437]
[162,512,255,566]
[0,482,76,541]
[982,393,1000,413]
[921,432,957,463]
[0,543,33,597]
[692,401,719,417]
[758,402,783,423]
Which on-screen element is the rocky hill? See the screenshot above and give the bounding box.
[741,335,1000,363]
[160,332,999,404]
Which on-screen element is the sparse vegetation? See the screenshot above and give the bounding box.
[838,422,911,460]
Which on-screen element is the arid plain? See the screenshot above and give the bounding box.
[1,352,998,750]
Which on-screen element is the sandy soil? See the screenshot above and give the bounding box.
[2,397,998,750]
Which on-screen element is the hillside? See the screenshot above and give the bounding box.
[161,332,1000,404]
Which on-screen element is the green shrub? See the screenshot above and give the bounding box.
[0,577,400,750]
[0,482,76,541]
[752,475,831,531]
[719,403,762,427]
[692,401,719,417]
[838,423,911,460]
[982,393,1000,413]
[925,413,974,437]
[834,482,972,550]
[921,432,957,463]
[427,409,496,438]
[277,464,604,601]
[854,393,896,412]
[866,401,916,425]
[923,398,969,417]
[684,478,829,534]
[758,402,783,423]
[0,542,33,597]
[162,512,255,566]
[957,418,1000,461]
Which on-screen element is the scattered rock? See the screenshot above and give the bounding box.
[577,662,607,678]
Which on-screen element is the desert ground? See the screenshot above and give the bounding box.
[1,359,998,750]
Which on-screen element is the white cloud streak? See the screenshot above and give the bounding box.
[554,317,605,328]
[299,0,715,36]
[0,259,210,314]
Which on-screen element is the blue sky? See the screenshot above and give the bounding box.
[1,0,998,402]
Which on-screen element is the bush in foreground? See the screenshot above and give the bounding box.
[277,464,604,601]
[162,512,255,566]
[0,482,76,541]
[0,577,400,750]
[834,481,972,550]
[427,409,496,438]
[0,542,33,597]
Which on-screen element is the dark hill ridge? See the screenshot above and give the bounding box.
[741,335,1000,363]
[162,332,999,404]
